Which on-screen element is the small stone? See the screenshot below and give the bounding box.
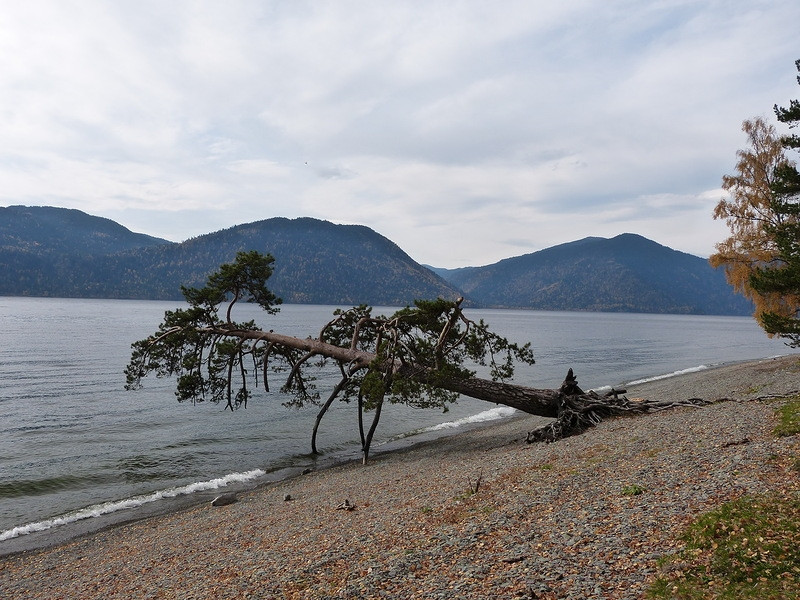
[283,494,293,501]
[501,554,526,564]
[301,468,313,475]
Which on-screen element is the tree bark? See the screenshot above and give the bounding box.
[362,395,384,464]
[425,375,560,418]
[205,326,563,417]
[311,376,349,454]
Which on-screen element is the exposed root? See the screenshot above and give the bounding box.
[526,369,712,443]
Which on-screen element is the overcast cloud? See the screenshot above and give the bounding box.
[1,1,798,267]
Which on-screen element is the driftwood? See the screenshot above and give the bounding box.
[336,499,356,511]
[525,369,711,443]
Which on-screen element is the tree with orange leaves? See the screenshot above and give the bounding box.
[710,117,794,326]
[712,60,800,344]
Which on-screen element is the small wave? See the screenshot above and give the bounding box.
[0,473,118,499]
[0,469,265,542]
[627,365,710,386]
[379,406,518,445]
[423,406,518,431]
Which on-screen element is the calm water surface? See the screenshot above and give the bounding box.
[0,297,795,553]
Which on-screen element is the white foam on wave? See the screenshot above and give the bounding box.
[377,406,518,446]
[0,468,265,542]
[627,365,710,386]
[424,406,518,432]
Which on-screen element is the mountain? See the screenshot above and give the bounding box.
[0,207,754,315]
[434,234,753,316]
[0,207,460,305]
[103,217,461,304]
[0,206,173,298]
[0,205,170,254]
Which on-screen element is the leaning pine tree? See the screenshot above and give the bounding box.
[126,251,708,462]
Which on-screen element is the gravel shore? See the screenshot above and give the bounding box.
[2,356,799,599]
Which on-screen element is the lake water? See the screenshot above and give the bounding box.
[1,296,796,554]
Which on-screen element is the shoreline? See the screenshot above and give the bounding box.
[2,355,799,598]
[0,402,536,559]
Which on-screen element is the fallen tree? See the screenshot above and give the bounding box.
[125,251,710,461]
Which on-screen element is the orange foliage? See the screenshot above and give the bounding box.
[710,117,800,327]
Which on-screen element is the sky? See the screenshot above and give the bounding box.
[1,1,798,268]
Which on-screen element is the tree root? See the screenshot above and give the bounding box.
[526,369,712,443]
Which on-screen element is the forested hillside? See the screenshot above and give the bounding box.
[0,207,459,305]
[103,217,460,304]
[0,206,172,298]
[435,234,753,315]
[0,206,754,315]
[0,205,170,254]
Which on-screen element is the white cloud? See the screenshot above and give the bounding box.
[0,0,798,267]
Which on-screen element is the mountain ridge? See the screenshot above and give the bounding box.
[0,207,459,305]
[0,205,170,254]
[432,233,751,315]
[0,205,752,315]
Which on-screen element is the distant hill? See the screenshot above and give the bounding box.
[0,207,460,305]
[0,205,170,254]
[0,206,172,298]
[433,234,753,316]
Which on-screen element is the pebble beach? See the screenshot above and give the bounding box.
[1,355,799,599]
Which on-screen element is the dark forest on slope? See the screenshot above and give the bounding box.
[1,206,753,315]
